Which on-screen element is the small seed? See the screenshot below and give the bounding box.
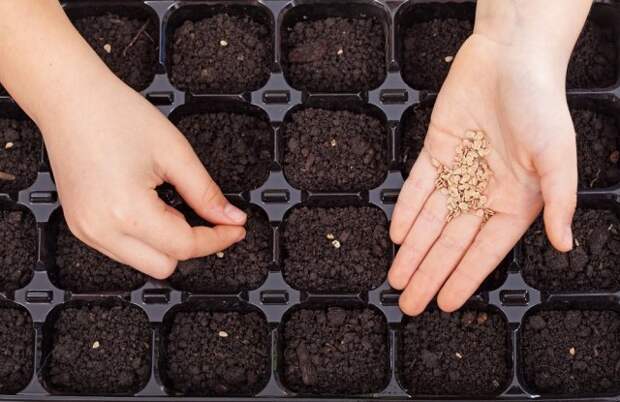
[216,251,224,258]
[455,352,463,359]
[4,142,13,149]
[92,341,101,349]
[574,239,580,247]
[331,240,341,249]
[326,233,335,240]
[103,43,112,53]
[218,331,228,338]
[330,138,337,147]
[444,55,454,63]
[219,39,228,47]
[337,48,344,55]
[569,347,576,356]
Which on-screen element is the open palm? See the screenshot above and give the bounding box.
[389,34,577,315]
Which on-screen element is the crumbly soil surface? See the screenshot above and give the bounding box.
[572,107,620,188]
[54,216,146,292]
[401,18,472,91]
[567,20,617,89]
[282,306,389,394]
[283,108,388,191]
[0,210,36,292]
[283,17,386,92]
[45,303,151,394]
[522,209,620,292]
[73,13,157,91]
[164,310,270,395]
[170,14,272,93]
[401,103,432,176]
[522,309,620,395]
[0,118,41,193]
[283,206,390,293]
[175,111,272,193]
[0,307,33,394]
[170,207,271,293]
[400,309,510,396]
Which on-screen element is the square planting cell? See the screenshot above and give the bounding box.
[169,206,271,293]
[397,2,474,91]
[567,7,618,89]
[162,308,270,396]
[282,206,390,293]
[571,105,620,189]
[167,4,273,94]
[521,209,620,292]
[281,306,389,395]
[43,302,151,394]
[173,107,273,193]
[0,116,41,194]
[52,213,146,292]
[282,106,388,192]
[399,308,511,396]
[69,6,158,91]
[521,308,620,395]
[0,209,36,292]
[0,305,33,394]
[281,4,387,92]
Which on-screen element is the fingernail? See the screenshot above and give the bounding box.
[224,204,246,223]
[563,226,573,250]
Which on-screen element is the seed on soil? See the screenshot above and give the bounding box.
[218,331,228,338]
[92,341,101,349]
[4,141,13,149]
[326,233,335,240]
[0,171,16,181]
[330,138,337,147]
[216,251,224,259]
[337,48,344,56]
[331,239,341,249]
[455,352,463,359]
[444,55,454,62]
[103,43,112,53]
[219,39,228,47]
[569,347,576,356]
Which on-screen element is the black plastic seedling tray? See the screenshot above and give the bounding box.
[2,0,620,401]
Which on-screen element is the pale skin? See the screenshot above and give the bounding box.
[0,1,589,306]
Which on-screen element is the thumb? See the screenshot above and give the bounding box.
[533,125,577,252]
[159,134,247,226]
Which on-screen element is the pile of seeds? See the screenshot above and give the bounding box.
[434,130,493,222]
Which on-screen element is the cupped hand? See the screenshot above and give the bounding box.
[41,77,247,279]
[389,33,577,315]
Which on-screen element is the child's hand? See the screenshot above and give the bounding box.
[389,0,592,315]
[42,81,247,279]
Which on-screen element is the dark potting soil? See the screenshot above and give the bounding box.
[0,118,41,193]
[0,306,33,394]
[282,306,389,395]
[572,107,620,189]
[169,207,271,293]
[399,309,510,396]
[282,17,386,92]
[175,111,272,193]
[73,13,158,91]
[283,206,390,293]
[522,309,620,395]
[282,108,388,192]
[54,216,146,292]
[0,210,36,292]
[170,14,272,94]
[164,310,270,395]
[401,103,433,176]
[0,85,7,96]
[567,20,617,89]
[45,303,151,394]
[401,18,472,91]
[522,209,620,292]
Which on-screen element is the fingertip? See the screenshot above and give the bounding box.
[224,203,247,225]
[387,269,406,291]
[389,225,406,245]
[399,296,424,317]
[436,292,463,313]
[543,212,573,252]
